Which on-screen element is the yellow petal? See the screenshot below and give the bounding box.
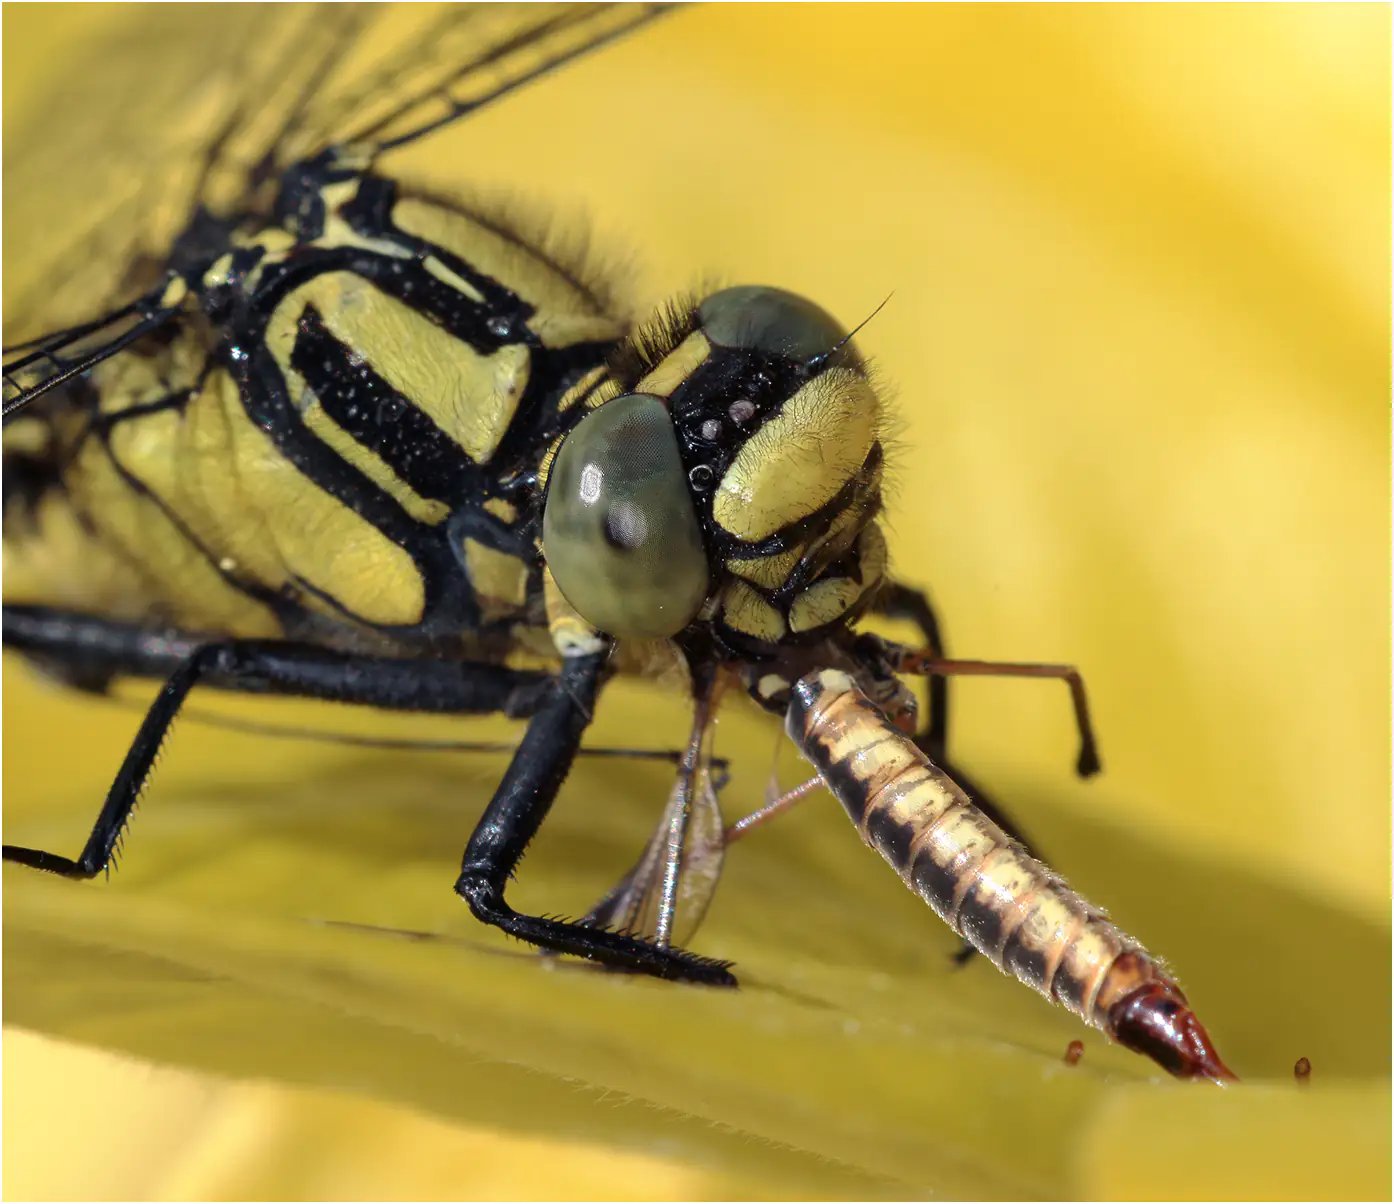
[6,4,1387,1199]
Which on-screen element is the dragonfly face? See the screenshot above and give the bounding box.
[543,285,888,676]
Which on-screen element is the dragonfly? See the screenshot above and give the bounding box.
[2,3,1234,1081]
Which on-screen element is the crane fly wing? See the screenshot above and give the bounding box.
[581,766,726,950]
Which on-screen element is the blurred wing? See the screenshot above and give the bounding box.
[581,767,727,950]
[3,5,332,340]
[2,283,184,421]
[3,4,669,416]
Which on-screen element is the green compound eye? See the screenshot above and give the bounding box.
[698,285,849,362]
[543,393,710,639]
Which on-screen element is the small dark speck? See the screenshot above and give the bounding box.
[1064,1040,1084,1067]
[1294,1056,1312,1084]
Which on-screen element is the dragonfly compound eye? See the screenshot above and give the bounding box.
[699,285,852,362]
[543,393,710,638]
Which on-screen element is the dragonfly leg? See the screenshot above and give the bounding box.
[1,636,558,877]
[454,652,736,985]
[1,605,556,716]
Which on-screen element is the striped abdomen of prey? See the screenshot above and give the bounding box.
[785,668,1236,1083]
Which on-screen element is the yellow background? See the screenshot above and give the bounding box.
[5,4,1389,1199]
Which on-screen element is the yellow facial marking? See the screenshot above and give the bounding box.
[713,367,879,542]
[555,365,611,412]
[857,522,888,589]
[720,580,786,642]
[795,479,881,577]
[483,498,518,523]
[463,538,530,622]
[725,545,802,591]
[636,332,712,398]
[788,575,864,633]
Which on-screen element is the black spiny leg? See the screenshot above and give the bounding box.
[2,638,556,877]
[875,582,1049,966]
[454,653,736,986]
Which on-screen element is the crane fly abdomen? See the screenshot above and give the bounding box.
[785,668,1235,1083]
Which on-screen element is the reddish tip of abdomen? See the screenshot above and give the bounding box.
[1105,981,1239,1084]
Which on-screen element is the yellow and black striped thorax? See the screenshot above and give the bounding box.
[5,148,629,654]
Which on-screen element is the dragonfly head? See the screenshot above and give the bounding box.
[543,285,889,655]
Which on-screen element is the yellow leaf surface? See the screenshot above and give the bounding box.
[5,4,1389,1199]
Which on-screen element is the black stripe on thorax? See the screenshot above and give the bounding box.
[226,232,616,638]
[340,176,540,347]
[230,315,478,639]
[291,302,482,508]
[261,243,616,477]
[335,178,624,475]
